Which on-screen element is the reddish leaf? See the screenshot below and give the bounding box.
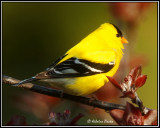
[110,102,144,125]
[110,109,125,125]
[123,102,144,125]
[135,75,147,88]
[125,102,142,117]
[107,76,123,90]
[63,109,71,117]
[129,65,142,84]
[70,113,84,125]
[110,102,157,125]
[47,110,84,125]
[48,112,56,123]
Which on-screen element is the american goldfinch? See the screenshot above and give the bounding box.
[15,23,128,96]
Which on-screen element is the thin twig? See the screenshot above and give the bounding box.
[2,75,126,111]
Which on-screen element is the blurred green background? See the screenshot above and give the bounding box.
[2,2,157,125]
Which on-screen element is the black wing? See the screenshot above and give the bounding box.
[46,54,67,71]
[15,55,115,86]
[46,57,115,78]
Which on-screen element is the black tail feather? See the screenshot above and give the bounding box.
[13,77,38,86]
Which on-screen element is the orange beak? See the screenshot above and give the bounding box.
[121,37,128,43]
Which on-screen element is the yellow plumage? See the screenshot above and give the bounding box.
[16,23,128,96]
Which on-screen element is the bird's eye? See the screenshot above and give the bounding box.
[116,34,120,37]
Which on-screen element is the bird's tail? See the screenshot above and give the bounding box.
[13,71,49,86]
[13,76,38,86]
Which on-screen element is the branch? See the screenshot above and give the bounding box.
[2,75,126,111]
